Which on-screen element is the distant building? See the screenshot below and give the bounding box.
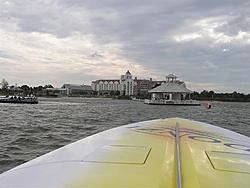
[43,88,68,96]
[120,70,135,95]
[43,84,93,97]
[91,70,185,96]
[91,79,120,96]
[61,84,94,96]
[148,74,191,100]
[134,77,165,96]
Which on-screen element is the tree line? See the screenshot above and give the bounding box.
[191,90,250,102]
[0,78,54,96]
[1,78,249,101]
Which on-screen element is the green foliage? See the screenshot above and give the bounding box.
[44,84,54,89]
[116,95,131,100]
[1,79,9,90]
[0,79,10,95]
[0,79,54,96]
[192,90,250,102]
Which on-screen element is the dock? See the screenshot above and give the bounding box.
[144,99,201,106]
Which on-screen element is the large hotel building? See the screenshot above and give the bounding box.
[91,70,185,96]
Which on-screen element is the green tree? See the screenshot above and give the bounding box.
[208,90,214,98]
[44,84,54,89]
[115,90,120,95]
[32,85,44,96]
[1,79,9,90]
[21,85,31,95]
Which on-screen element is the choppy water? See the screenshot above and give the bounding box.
[0,97,249,173]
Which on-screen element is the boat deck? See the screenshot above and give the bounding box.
[144,99,201,106]
[0,97,38,104]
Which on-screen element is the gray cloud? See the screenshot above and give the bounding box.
[91,51,103,58]
[0,0,249,93]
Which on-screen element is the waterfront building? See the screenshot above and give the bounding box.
[120,70,135,95]
[44,84,93,96]
[61,84,94,96]
[91,70,138,96]
[134,77,165,96]
[91,70,184,96]
[144,74,201,105]
[148,74,191,100]
[43,88,68,96]
[91,79,120,95]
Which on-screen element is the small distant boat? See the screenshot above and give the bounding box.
[0,96,38,104]
[131,97,144,102]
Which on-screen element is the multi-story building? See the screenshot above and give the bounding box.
[91,70,169,96]
[120,70,135,95]
[91,79,120,95]
[134,77,166,96]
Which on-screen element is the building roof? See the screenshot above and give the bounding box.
[135,79,151,83]
[125,70,131,75]
[94,80,120,84]
[150,80,166,84]
[62,84,93,91]
[166,74,177,78]
[148,82,192,93]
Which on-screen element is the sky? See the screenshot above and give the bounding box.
[0,0,249,93]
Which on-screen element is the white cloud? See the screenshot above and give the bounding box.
[175,33,202,42]
[201,61,219,70]
[0,0,249,93]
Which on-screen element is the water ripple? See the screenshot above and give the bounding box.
[0,98,249,173]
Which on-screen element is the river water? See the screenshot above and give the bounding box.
[0,97,249,173]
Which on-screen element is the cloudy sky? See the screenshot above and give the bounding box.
[0,0,249,93]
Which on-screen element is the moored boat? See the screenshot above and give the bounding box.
[0,96,38,104]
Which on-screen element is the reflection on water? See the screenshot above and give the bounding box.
[0,97,249,173]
